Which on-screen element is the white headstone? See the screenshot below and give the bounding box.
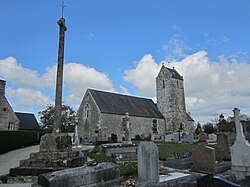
[208,133,217,141]
[138,141,159,184]
[183,133,194,143]
[165,134,172,142]
[230,108,250,180]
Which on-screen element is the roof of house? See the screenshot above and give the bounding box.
[15,112,39,130]
[167,67,183,80]
[88,89,164,119]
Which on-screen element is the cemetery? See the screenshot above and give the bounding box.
[2,107,250,186]
[1,3,250,187]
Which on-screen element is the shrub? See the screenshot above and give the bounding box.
[118,162,137,178]
[0,130,40,154]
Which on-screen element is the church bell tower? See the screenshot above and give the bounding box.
[156,64,188,132]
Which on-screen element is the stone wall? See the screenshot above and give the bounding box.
[77,90,165,143]
[0,80,19,130]
[156,66,188,132]
[101,113,165,141]
[77,90,100,142]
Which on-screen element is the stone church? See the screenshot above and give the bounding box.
[0,79,20,130]
[77,64,194,142]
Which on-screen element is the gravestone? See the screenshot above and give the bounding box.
[164,152,193,170]
[73,122,80,147]
[164,134,172,142]
[198,132,207,142]
[123,112,132,144]
[217,133,230,159]
[192,146,231,174]
[183,133,194,143]
[230,108,250,180]
[192,146,215,173]
[208,133,217,141]
[138,141,159,184]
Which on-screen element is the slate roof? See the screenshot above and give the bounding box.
[167,67,183,80]
[88,89,164,119]
[15,112,39,130]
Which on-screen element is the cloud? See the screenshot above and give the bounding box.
[7,88,52,106]
[62,63,115,108]
[1,57,115,112]
[203,32,230,46]
[35,62,115,109]
[84,32,95,40]
[124,51,250,123]
[0,57,42,88]
[119,85,129,95]
[64,63,115,94]
[162,36,193,61]
[124,54,161,96]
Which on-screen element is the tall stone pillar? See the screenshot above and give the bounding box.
[54,18,67,133]
[8,17,87,177]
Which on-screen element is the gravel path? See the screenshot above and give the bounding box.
[0,145,39,176]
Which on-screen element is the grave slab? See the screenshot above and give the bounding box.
[35,162,120,187]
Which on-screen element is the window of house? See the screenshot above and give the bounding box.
[8,122,14,130]
[152,119,158,134]
[3,107,7,111]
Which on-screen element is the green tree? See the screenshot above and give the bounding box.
[38,104,76,133]
[217,114,235,132]
[203,123,216,134]
[195,122,203,135]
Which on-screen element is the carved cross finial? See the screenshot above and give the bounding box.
[60,0,66,18]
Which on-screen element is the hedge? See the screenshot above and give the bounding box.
[0,130,40,154]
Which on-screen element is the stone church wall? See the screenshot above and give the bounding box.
[78,89,166,143]
[100,113,165,141]
[77,90,100,142]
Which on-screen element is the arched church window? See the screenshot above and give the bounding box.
[84,104,90,119]
[163,80,165,88]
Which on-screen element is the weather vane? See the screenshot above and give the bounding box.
[60,0,66,18]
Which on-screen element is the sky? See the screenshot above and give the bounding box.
[1,0,250,124]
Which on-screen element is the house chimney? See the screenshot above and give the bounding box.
[0,79,6,95]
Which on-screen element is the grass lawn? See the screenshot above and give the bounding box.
[156,141,207,160]
[84,141,208,178]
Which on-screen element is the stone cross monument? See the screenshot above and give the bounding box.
[54,17,67,133]
[230,108,250,180]
[9,12,87,177]
[124,112,132,144]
